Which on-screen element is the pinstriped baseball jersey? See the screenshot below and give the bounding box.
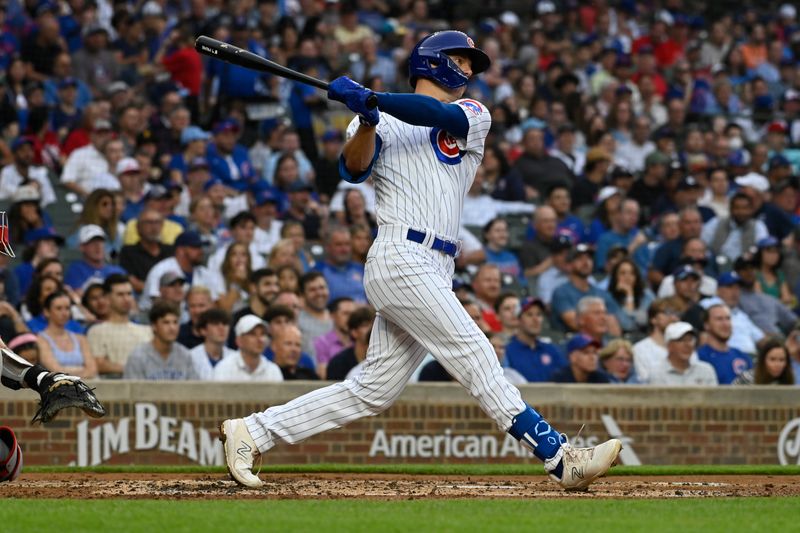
[243,96,527,455]
[345,98,491,239]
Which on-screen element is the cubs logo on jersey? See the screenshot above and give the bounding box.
[459,99,482,116]
[430,127,463,165]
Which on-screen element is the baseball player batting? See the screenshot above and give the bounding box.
[220,31,621,491]
[0,212,105,483]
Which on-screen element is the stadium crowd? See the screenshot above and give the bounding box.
[1,0,800,387]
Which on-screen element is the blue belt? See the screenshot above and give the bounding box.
[406,229,460,257]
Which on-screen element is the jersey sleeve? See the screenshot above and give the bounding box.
[453,98,491,155]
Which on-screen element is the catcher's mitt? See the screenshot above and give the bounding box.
[32,373,106,424]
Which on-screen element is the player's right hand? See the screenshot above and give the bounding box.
[328,77,379,126]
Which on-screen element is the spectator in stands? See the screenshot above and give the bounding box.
[697,303,753,384]
[208,212,266,274]
[60,118,113,197]
[551,334,609,383]
[208,242,252,313]
[141,231,211,311]
[599,339,637,384]
[471,263,503,333]
[734,256,797,336]
[123,185,185,246]
[37,291,97,379]
[350,224,373,266]
[586,186,623,244]
[64,225,126,294]
[187,195,221,256]
[213,314,282,382]
[9,185,51,245]
[281,220,316,272]
[734,338,794,385]
[482,218,523,281]
[226,268,280,348]
[119,208,173,294]
[73,24,119,94]
[190,309,235,380]
[0,136,56,206]
[124,301,198,380]
[206,119,256,192]
[16,227,63,296]
[68,189,124,257]
[315,226,365,304]
[543,184,585,243]
[313,297,355,379]
[754,237,794,307]
[633,299,680,382]
[271,324,318,381]
[341,189,377,232]
[494,293,521,342]
[701,191,768,262]
[656,238,717,299]
[297,272,332,359]
[504,297,566,383]
[595,198,647,270]
[608,258,655,332]
[714,273,766,356]
[313,129,345,203]
[88,274,152,378]
[177,286,213,349]
[647,322,718,386]
[573,148,613,209]
[520,206,559,280]
[25,274,83,334]
[327,306,375,381]
[155,271,186,319]
[510,127,573,200]
[20,6,63,81]
[81,282,110,325]
[6,333,41,365]
[536,233,572,305]
[252,188,284,257]
[551,245,626,333]
[649,206,704,289]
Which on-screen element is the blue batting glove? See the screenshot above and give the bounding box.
[328,76,378,123]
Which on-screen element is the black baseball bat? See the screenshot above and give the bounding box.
[195,35,377,109]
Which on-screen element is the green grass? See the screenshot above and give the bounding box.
[3,498,800,533]
[24,463,800,476]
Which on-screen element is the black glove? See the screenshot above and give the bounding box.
[32,373,106,424]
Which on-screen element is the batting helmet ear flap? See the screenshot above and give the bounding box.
[0,426,23,483]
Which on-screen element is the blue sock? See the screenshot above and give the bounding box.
[508,405,565,477]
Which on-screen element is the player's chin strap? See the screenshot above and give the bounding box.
[0,211,15,258]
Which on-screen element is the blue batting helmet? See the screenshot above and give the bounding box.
[408,31,491,89]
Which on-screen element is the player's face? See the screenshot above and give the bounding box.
[448,53,473,78]
[154,314,180,343]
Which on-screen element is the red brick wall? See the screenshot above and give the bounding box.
[3,384,799,466]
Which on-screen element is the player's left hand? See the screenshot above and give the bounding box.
[328,76,379,126]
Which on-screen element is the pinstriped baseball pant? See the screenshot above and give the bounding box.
[245,225,527,453]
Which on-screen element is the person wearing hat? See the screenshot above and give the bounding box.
[123,301,199,380]
[156,271,187,315]
[64,225,126,294]
[72,23,118,95]
[140,230,212,312]
[536,232,574,306]
[508,127,574,202]
[696,302,753,384]
[549,124,585,175]
[169,127,211,185]
[550,334,609,383]
[313,129,346,202]
[701,190,769,262]
[550,243,628,334]
[0,137,56,207]
[51,77,82,139]
[212,314,280,382]
[61,118,113,197]
[661,263,705,327]
[713,272,765,356]
[504,297,566,383]
[656,238,717,300]
[765,119,800,174]
[122,184,185,246]
[281,179,325,240]
[251,186,284,256]
[14,227,64,297]
[646,322,717,385]
[205,119,256,192]
[572,147,613,209]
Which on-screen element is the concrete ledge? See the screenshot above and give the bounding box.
[3,381,799,407]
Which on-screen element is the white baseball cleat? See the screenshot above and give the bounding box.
[219,419,264,488]
[550,438,622,491]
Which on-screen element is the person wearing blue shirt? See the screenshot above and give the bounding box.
[205,25,271,100]
[697,302,753,384]
[64,225,126,293]
[314,226,367,304]
[206,119,257,192]
[504,297,567,382]
[550,243,629,333]
[483,218,524,284]
[595,198,647,271]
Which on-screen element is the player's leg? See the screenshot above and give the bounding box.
[221,314,428,487]
[373,249,620,489]
[0,426,23,482]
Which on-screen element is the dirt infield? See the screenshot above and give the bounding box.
[2,473,798,499]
